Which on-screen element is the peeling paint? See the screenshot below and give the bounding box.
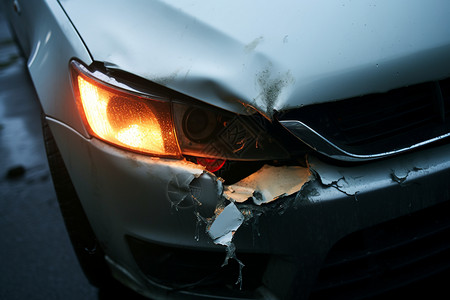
[224,164,311,205]
[308,157,361,196]
[207,202,244,245]
[390,170,408,184]
[391,167,423,184]
[313,172,360,196]
[308,154,430,197]
[255,66,294,117]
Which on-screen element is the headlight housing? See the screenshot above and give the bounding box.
[70,60,291,165]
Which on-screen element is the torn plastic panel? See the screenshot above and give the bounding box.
[206,203,245,288]
[207,203,244,246]
[189,164,313,289]
[193,197,247,288]
[307,154,431,197]
[223,165,311,205]
[167,171,203,209]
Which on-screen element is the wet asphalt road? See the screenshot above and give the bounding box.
[0,11,148,300]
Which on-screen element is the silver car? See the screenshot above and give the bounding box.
[3,0,450,299]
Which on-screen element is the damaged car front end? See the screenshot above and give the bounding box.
[3,0,450,299]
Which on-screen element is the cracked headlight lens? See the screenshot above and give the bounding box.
[71,61,181,157]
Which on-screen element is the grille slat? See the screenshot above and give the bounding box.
[314,230,450,291]
[343,115,436,146]
[334,92,432,132]
[310,200,450,299]
[323,222,450,269]
[279,78,450,156]
[338,102,431,132]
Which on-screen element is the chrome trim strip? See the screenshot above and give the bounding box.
[280,120,450,162]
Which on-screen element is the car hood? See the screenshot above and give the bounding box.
[59,0,450,117]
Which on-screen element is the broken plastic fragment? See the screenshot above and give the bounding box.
[224,165,311,205]
[207,202,244,245]
[215,231,234,246]
[206,202,246,289]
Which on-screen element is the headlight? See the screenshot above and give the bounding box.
[71,61,181,157]
[70,60,291,167]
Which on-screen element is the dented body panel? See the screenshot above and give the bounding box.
[59,0,450,116]
[47,115,450,299]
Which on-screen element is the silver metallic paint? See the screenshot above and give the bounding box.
[59,0,450,117]
[4,0,450,298]
[3,0,92,135]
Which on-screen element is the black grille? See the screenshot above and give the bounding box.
[279,78,450,155]
[309,200,450,300]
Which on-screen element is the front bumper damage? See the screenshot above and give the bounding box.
[47,117,450,300]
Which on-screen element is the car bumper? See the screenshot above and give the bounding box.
[47,117,450,300]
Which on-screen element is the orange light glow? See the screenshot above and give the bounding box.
[74,68,180,157]
[78,76,111,138]
[116,124,164,153]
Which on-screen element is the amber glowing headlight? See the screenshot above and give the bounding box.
[70,61,181,157]
[70,60,292,168]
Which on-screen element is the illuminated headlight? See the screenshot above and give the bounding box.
[70,60,290,167]
[71,61,181,157]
